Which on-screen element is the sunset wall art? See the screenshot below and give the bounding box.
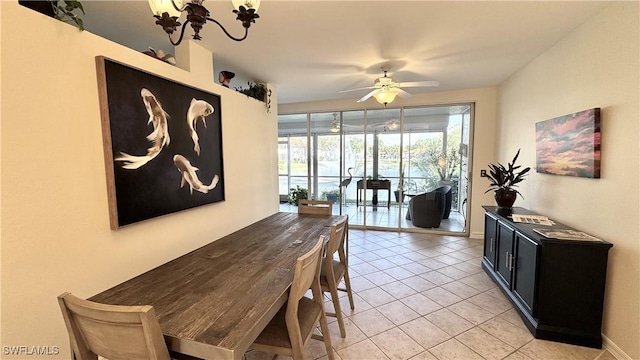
[535,108,601,178]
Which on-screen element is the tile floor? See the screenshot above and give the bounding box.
[245,229,614,360]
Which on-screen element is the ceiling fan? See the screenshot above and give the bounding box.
[339,68,439,105]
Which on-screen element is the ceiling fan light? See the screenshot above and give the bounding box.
[373,88,399,104]
[232,0,260,12]
[148,0,182,17]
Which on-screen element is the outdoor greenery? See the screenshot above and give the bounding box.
[279,116,464,204]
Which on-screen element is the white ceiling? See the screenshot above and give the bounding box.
[81,1,608,105]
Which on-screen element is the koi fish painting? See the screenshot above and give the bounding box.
[96,57,225,229]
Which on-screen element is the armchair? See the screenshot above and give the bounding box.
[407,191,445,228]
[433,185,452,219]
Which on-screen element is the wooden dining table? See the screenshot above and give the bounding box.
[90,212,347,360]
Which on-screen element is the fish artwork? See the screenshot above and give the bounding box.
[186,99,215,155]
[173,154,219,195]
[115,88,171,169]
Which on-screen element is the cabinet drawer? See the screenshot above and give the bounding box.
[483,214,498,269]
[495,220,515,288]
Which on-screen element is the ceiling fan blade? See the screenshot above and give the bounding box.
[339,86,376,93]
[396,88,411,98]
[357,89,379,102]
[398,80,440,88]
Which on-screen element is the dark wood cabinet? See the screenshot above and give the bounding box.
[482,206,612,349]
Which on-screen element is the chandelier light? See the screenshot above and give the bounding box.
[148,0,261,46]
[373,88,399,105]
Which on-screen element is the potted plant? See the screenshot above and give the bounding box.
[321,189,340,203]
[288,185,308,206]
[235,81,272,113]
[19,0,85,30]
[484,149,531,208]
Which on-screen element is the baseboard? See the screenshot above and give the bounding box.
[470,231,484,239]
[602,334,632,360]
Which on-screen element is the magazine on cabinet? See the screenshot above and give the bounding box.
[512,214,554,226]
[533,228,601,242]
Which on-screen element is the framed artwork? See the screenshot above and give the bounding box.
[96,56,224,229]
[535,108,601,178]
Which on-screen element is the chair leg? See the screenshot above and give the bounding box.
[318,310,335,360]
[342,271,355,311]
[328,285,346,338]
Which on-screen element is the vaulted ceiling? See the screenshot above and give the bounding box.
[82,1,608,105]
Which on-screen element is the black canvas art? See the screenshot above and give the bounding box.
[96,57,224,229]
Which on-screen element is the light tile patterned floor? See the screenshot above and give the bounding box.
[245,230,612,360]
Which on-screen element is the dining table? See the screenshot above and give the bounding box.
[89,212,347,360]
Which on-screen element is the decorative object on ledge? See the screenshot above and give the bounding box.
[53,0,84,30]
[20,0,85,30]
[484,149,531,208]
[235,81,272,113]
[535,108,601,178]
[142,47,176,65]
[218,70,235,88]
[96,56,225,229]
[148,0,260,46]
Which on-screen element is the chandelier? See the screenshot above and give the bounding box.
[148,0,261,46]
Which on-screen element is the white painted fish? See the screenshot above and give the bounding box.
[186,99,215,155]
[115,88,171,169]
[173,154,220,195]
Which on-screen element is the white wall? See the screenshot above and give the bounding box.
[0,2,278,358]
[497,3,639,359]
[280,87,498,237]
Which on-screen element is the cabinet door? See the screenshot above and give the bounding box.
[495,221,514,288]
[512,232,539,316]
[484,214,498,269]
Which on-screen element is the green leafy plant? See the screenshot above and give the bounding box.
[52,0,85,30]
[288,185,308,205]
[321,189,340,203]
[484,149,531,198]
[235,82,272,112]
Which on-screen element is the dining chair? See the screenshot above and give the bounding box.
[298,199,333,215]
[58,292,196,360]
[251,236,334,360]
[320,217,354,338]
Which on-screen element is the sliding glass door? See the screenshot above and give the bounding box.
[278,104,473,234]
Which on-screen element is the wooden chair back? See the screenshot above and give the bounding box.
[58,292,171,360]
[285,236,326,359]
[326,217,348,260]
[320,217,354,338]
[288,235,325,307]
[251,235,333,359]
[298,199,333,215]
